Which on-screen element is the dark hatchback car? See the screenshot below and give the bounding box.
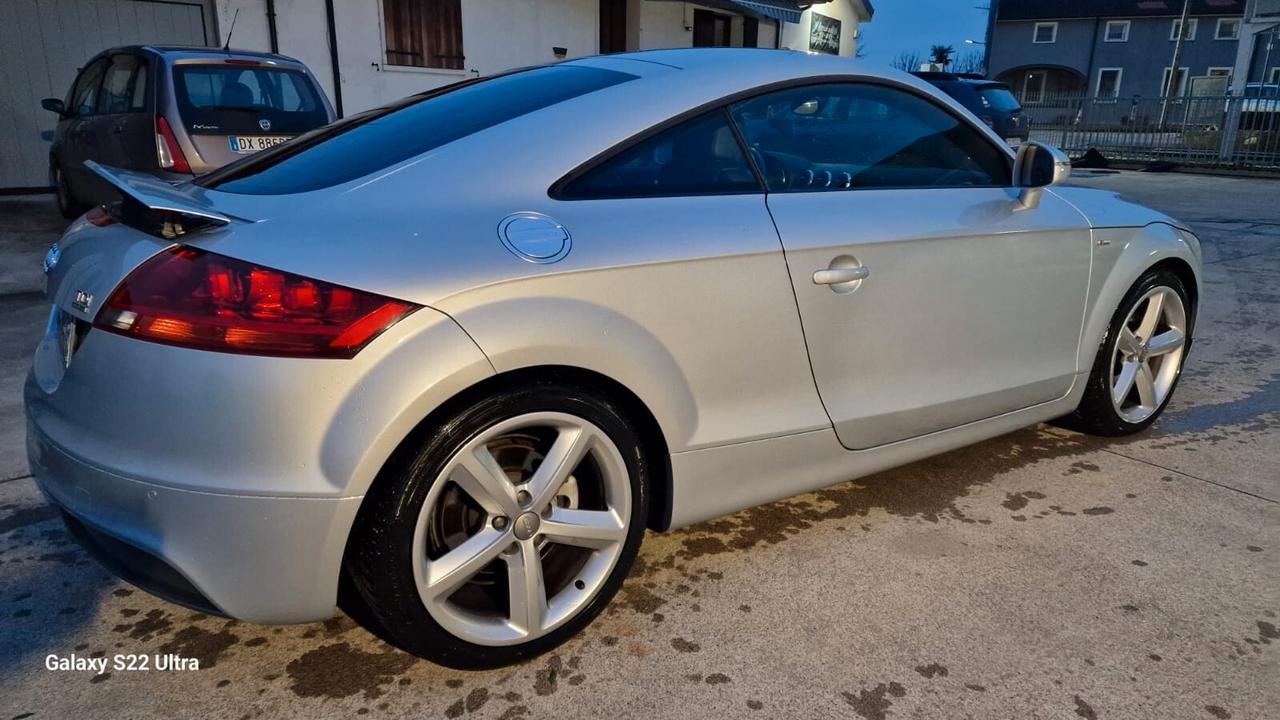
[42,46,334,218]
[912,72,1029,146]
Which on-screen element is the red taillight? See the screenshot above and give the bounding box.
[94,247,419,358]
[155,115,192,174]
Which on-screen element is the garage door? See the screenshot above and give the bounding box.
[0,0,211,190]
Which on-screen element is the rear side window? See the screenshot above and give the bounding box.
[202,65,637,195]
[174,66,328,134]
[731,82,1011,191]
[97,55,147,114]
[977,86,1021,112]
[557,110,760,199]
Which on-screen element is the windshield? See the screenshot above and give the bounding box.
[174,65,328,134]
[977,86,1021,113]
[199,65,638,195]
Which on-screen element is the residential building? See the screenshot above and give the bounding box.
[985,0,1279,102]
[0,0,872,190]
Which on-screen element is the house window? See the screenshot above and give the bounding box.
[1033,22,1057,43]
[1170,18,1198,41]
[692,9,731,47]
[1215,18,1241,40]
[1096,68,1123,98]
[1207,67,1232,78]
[1023,71,1046,103]
[743,17,759,48]
[382,0,464,70]
[1270,67,1280,84]
[1104,20,1130,42]
[1162,67,1190,96]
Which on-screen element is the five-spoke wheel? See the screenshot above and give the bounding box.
[413,412,631,646]
[1110,286,1188,424]
[1064,268,1193,436]
[344,382,649,668]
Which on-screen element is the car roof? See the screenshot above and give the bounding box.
[95,45,306,66]
[911,72,1008,89]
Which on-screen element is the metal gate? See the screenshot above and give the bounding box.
[0,0,212,190]
[1024,92,1280,171]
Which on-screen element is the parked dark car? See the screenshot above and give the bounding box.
[912,72,1029,146]
[42,46,335,218]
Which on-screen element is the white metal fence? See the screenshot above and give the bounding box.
[1020,93,1280,171]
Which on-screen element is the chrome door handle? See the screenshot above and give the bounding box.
[813,266,870,285]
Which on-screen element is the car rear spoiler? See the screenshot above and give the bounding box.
[85,161,239,226]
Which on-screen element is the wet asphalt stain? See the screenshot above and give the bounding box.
[159,625,240,668]
[1256,620,1278,644]
[532,654,562,696]
[670,637,700,653]
[704,673,730,684]
[285,642,415,699]
[1001,490,1047,511]
[1204,705,1232,719]
[841,682,906,720]
[113,609,175,641]
[1157,374,1280,435]
[0,505,59,535]
[1064,462,1101,476]
[1081,507,1115,516]
[1074,695,1098,720]
[913,663,948,679]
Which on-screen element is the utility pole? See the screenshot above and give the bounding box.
[1158,0,1192,128]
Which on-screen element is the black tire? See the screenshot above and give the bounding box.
[343,379,651,669]
[1058,268,1193,437]
[53,162,86,219]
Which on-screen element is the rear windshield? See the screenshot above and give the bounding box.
[199,65,637,195]
[174,65,328,134]
[977,86,1021,113]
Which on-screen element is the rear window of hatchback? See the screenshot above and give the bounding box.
[174,65,329,134]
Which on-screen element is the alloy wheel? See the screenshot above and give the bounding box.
[1110,286,1187,424]
[411,412,631,646]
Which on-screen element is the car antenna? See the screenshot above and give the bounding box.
[223,8,240,53]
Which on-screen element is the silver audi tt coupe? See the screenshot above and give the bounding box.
[26,49,1200,668]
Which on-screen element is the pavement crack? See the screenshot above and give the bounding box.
[1099,449,1278,505]
[0,473,34,485]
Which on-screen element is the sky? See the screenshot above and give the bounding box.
[856,0,993,71]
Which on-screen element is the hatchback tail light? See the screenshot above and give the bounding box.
[155,115,192,173]
[94,247,419,358]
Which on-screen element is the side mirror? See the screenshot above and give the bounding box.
[1012,141,1071,209]
[41,98,67,115]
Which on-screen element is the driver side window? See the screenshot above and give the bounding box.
[729,83,1011,192]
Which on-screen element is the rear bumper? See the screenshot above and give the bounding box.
[27,418,362,623]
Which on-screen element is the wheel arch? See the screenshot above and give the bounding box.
[353,364,674,536]
[1079,222,1201,372]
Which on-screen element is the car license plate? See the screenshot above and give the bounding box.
[229,135,292,154]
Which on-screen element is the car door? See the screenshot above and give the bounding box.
[94,53,153,175]
[730,82,1092,450]
[541,108,827,448]
[61,57,109,196]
